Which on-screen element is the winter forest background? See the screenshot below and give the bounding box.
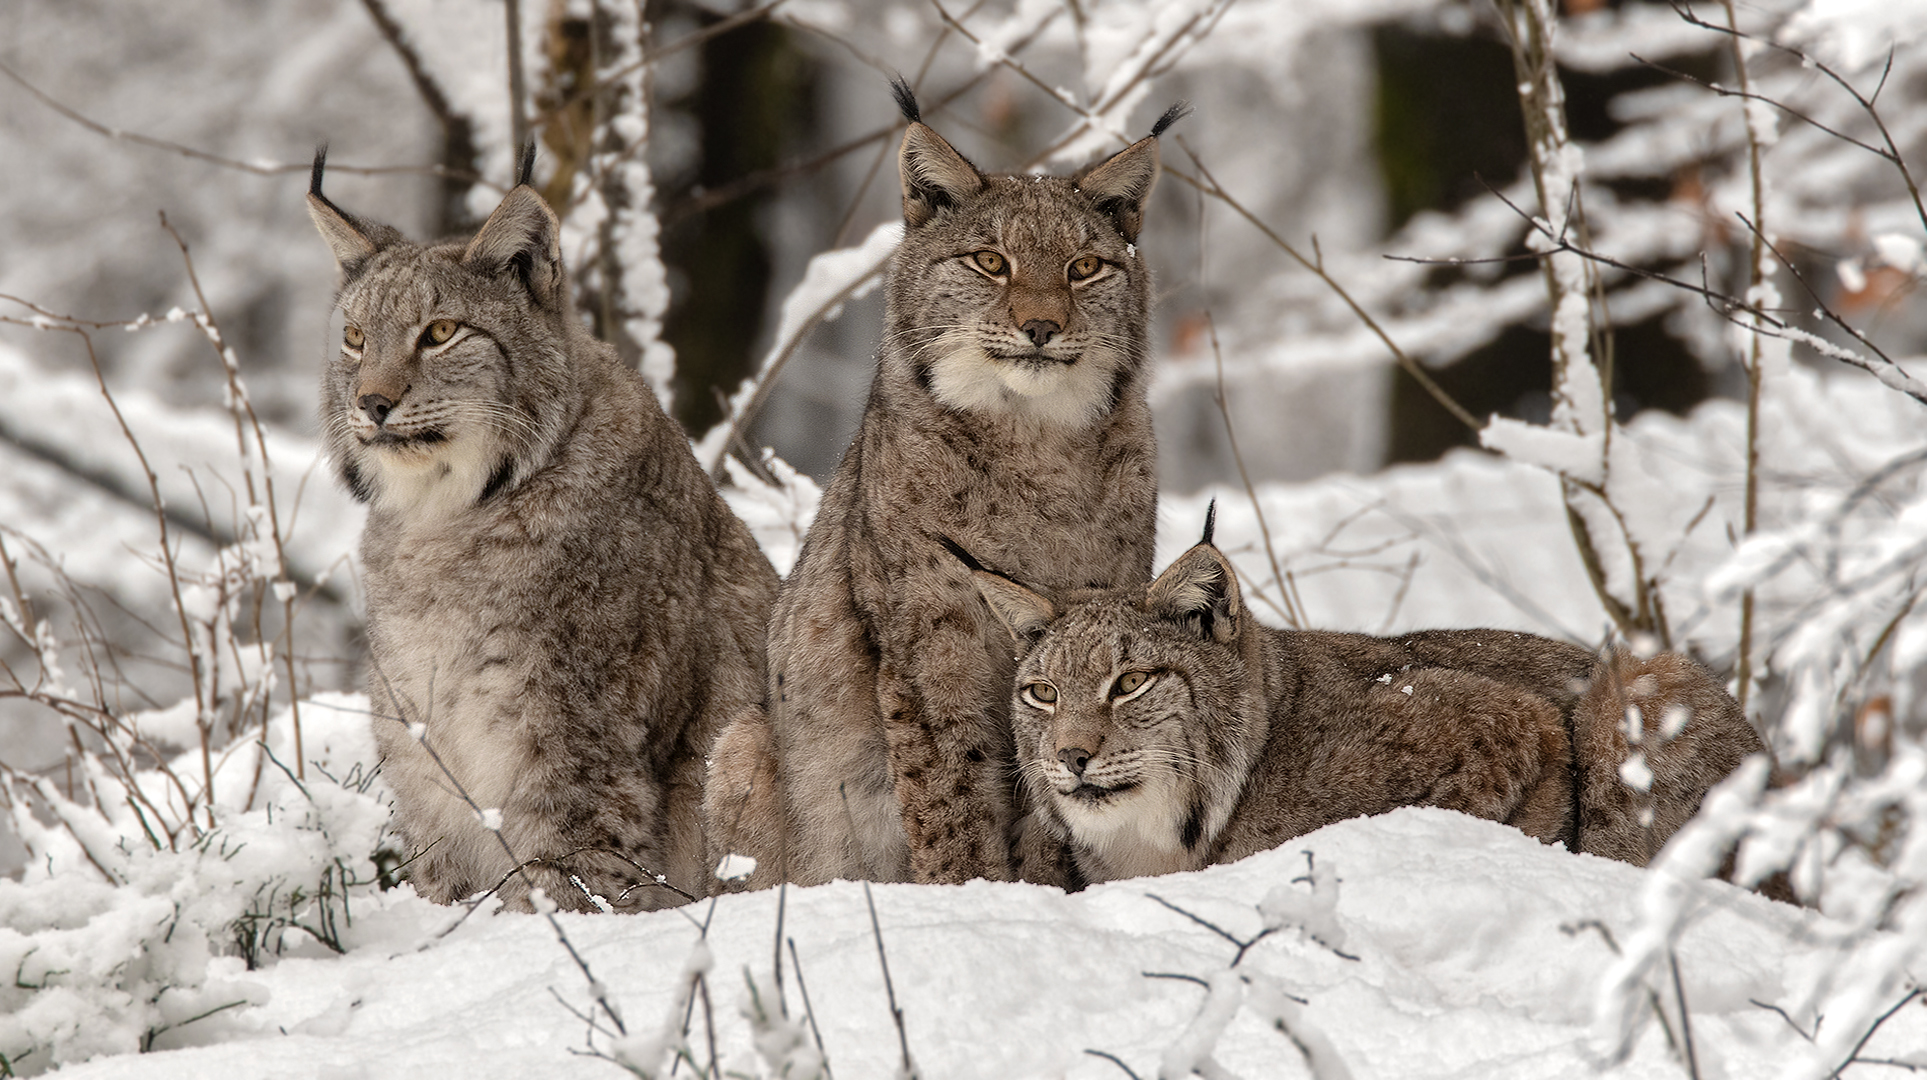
[5,0,1927,1076]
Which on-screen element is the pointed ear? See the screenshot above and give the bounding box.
[1145,544,1242,643]
[939,535,1057,646]
[463,186,565,308]
[1075,135,1161,243]
[307,146,391,273]
[973,572,1057,646]
[898,122,985,228]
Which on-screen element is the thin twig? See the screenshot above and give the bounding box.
[0,57,474,186]
[862,881,917,1078]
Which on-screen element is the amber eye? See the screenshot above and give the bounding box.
[1111,671,1152,699]
[1022,682,1058,707]
[1068,255,1104,282]
[343,325,364,350]
[971,250,1008,275]
[424,319,459,346]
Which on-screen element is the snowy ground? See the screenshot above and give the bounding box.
[45,775,1837,1080]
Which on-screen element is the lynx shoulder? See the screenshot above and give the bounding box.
[307,149,777,911]
[967,522,1764,885]
[703,88,1184,887]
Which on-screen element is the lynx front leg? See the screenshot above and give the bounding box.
[876,608,1018,884]
[702,703,788,892]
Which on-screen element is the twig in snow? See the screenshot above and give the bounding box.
[788,937,835,1080]
[1831,986,1924,1078]
[1084,1048,1144,1079]
[1749,997,1817,1042]
[862,881,918,1079]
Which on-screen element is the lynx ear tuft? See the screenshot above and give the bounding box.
[463,186,565,309]
[942,537,1057,646]
[515,139,538,188]
[1146,543,1242,644]
[307,144,389,273]
[898,121,984,228]
[1149,100,1192,139]
[1200,499,1217,547]
[889,74,921,124]
[1075,134,1162,243]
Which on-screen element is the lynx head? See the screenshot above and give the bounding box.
[961,513,1263,874]
[306,145,578,523]
[886,80,1186,430]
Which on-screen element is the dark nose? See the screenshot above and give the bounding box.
[1021,319,1060,347]
[1058,746,1092,776]
[358,393,394,426]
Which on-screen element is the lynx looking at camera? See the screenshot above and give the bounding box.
[308,148,777,911]
[703,85,1185,888]
[963,513,1764,885]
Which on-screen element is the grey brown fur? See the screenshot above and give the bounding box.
[308,151,778,911]
[970,536,1764,884]
[703,90,1174,886]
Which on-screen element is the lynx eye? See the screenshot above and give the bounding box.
[1021,682,1058,708]
[1068,255,1104,282]
[970,250,1008,276]
[1111,671,1155,700]
[423,319,459,346]
[342,325,364,350]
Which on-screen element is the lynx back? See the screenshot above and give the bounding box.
[703,88,1183,886]
[971,531,1764,885]
[308,149,777,911]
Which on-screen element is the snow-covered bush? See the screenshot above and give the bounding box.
[0,697,393,1074]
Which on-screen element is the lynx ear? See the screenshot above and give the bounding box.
[898,123,985,228]
[463,186,565,309]
[1075,138,1160,244]
[940,536,1057,645]
[973,573,1058,646]
[1145,543,1242,644]
[306,146,393,274]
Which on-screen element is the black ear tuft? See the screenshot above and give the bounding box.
[937,535,988,574]
[889,75,921,124]
[516,139,537,188]
[1150,101,1192,139]
[310,144,329,198]
[1201,499,1217,547]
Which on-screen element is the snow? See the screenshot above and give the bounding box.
[30,800,1873,1080]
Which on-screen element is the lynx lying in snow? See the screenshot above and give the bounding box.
[307,148,777,911]
[963,517,1764,885]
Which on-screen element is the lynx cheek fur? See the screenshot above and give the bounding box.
[703,86,1181,887]
[308,149,777,911]
[969,526,1764,885]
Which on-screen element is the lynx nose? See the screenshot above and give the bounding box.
[358,393,395,426]
[1021,319,1061,347]
[1058,745,1093,776]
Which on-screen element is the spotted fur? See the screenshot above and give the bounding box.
[973,540,1765,884]
[703,90,1178,887]
[308,151,777,911]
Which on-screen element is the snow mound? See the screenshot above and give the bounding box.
[44,807,1859,1080]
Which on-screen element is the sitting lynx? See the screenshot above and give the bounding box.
[703,85,1180,887]
[963,515,1763,884]
[307,148,778,911]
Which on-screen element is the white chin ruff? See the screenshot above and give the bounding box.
[927,345,1114,429]
[364,431,502,524]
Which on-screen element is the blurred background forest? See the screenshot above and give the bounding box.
[3,0,1926,889]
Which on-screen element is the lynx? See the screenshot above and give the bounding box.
[964,514,1764,885]
[702,85,1183,887]
[307,147,778,912]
